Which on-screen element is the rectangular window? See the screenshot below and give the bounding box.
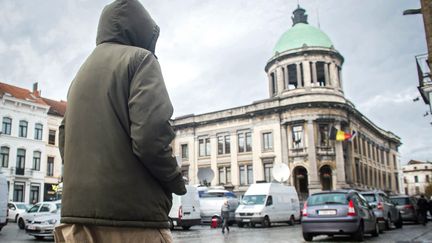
[427,175,430,183]
[34,123,43,140]
[0,146,9,168]
[355,158,360,183]
[238,131,252,153]
[262,132,273,151]
[2,117,12,135]
[239,164,253,185]
[270,72,276,95]
[239,165,245,185]
[318,124,330,147]
[181,144,188,159]
[415,176,419,183]
[218,167,225,185]
[247,165,254,185]
[264,163,273,182]
[287,64,297,89]
[47,157,54,176]
[30,185,40,204]
[13,183,24,202]
[48,130,56,145]
[316,61,326,86]
[292,125,304,148]
[181,166,189,179]
[353,137,358,153]
[199,137,210,157]
[19,120,28,138]
[393,154,397,168]
[226,167,231,184]
[16,149,26,175]
[33,151,41,171]
[217,134,231,155]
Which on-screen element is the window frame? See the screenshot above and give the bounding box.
[34,123,43,140]
[0,146,9,168]
[19,120,28,138]
[2,117,12,135]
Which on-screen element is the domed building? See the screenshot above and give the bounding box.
[172,6,401,199]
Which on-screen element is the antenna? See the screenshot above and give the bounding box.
[272,163,290,183]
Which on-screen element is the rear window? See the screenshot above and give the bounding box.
[16,204,28,210]
[362,194,377,203]
[201,191,237,198]
[307,193,348,206]
[391,197,410,205]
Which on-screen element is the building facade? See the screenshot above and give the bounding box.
[0,82,64,203]
[172,7,402,199]
[402,160,432,196]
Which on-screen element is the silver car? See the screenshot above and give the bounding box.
[361,191,402,230]
[25,209,60,240]
[301,190,379,242]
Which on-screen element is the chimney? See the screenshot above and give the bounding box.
[32,82,40,97]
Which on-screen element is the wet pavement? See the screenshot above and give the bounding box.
[2,221,432,242]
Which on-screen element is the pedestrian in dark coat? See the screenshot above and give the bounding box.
[417,194,429,226]
[221,200,230,234]
[55,0,186,242]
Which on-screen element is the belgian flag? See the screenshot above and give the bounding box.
[329,126,356,141]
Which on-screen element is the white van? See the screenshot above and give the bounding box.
[0,173,8,231]
[169,185,201,230]
[235,182,300,227]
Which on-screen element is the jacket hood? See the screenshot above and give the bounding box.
[96,0,159,54]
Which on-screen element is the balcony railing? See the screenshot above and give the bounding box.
[10,167,33,177]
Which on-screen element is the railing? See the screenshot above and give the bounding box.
[10,167,33,177]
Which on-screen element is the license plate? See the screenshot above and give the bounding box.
[27,225,36,230]
[318,210,336,215]
[242,219,250,222]
[173,221,177,226]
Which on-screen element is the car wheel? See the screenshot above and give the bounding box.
[182,226,191,230]
[371,221,379,237]
[35,236,45,240]
[237,222,244,228]
[352,222,364,242]
[18,218,25,229]
[288,215,295,226]
[262,216,271,228]
[303,232,313,242]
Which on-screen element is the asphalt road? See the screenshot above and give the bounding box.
[2,221,432,242]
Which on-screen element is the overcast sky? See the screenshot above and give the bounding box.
[0,0,429,164]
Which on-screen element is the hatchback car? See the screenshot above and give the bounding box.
[301,190,379,242]
[25,209,60,240]
[7,202,31,222]
[17,200,61,229]
[361,191,402,230]
[390,195,419,223]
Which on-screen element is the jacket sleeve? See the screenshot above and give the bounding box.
[59,116,66,162]
[128,52,186,196]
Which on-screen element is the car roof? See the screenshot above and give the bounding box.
[310,190,357,196]
[360,190,387,195]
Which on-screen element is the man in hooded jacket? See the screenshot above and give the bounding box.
[54,0,186,242]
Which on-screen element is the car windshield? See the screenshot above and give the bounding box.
[16,204,28,210]
[307,193,348,206]
[391,197,410,205]
[201,192,225,198]
[362,194,376,203]
[241,195,266,205]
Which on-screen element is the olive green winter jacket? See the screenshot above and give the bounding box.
[59,0,186,228]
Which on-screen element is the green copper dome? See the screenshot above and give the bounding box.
[273,23,333,55]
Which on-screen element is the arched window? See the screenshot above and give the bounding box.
[0,146,9,168]
[19,120,28,138]
[2,117,12,135]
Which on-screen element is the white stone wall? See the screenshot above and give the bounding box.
[44,114,63,199]
[402,163,432,196]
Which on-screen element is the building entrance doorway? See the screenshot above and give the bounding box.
[293,166,309,200]
[320,165,333,191]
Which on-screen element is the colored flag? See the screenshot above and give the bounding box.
[329,126,356,141]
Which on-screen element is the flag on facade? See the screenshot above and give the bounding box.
[329,126,356,141]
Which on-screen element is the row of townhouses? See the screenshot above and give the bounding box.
[0,82,65,204]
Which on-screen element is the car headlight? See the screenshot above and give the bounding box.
[42,219,57,225]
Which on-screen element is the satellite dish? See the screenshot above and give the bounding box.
[197,168,215,183]
[272,163,290,182]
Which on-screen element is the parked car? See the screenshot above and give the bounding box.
[169,185,201,230]
[17,200,61,229]
[390,195,419,223]
[25,209,60,240]
[301,190,379,242]
[360,191,402,230]
[0,174,7,231]
[199,189,239,224]
[235,182,300,227]
[8,202,31,222]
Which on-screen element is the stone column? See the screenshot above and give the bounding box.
[230,131,239,188]
[335,123,348,189]
[280,124,289,167]
[330,63,339,89]
[210,135,218,186]
[311,61,318,86]
[324,63,330,87]
[276,67,284,95]
[302,61,311,87]
[306,120,320,193]
[284,66,289,90]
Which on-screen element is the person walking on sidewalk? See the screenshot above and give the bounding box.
[417,194,429,226]
[221,200,230,234]
[55,0,186,242]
